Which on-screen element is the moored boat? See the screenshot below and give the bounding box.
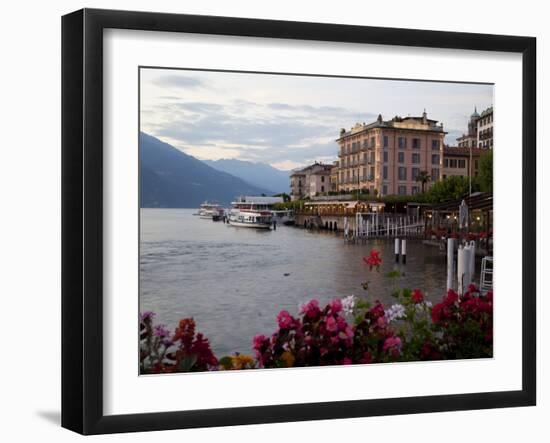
[198,201,223,219]
[228,196,283,229]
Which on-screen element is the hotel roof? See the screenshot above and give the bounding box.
[337,112,446,141]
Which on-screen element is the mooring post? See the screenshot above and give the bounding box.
[447,237,455,290]
[469,240,476,282]
[457,244,465,295]
[395,238,400,263]
[401,239,407,264]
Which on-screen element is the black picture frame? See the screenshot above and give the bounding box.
[61,8,536,435]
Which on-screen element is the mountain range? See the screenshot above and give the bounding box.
[139,132,274,208]
[203,159,290,195]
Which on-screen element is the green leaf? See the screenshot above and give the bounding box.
[218,356,233,370]
[178,354,198,372]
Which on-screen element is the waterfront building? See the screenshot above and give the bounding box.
[336,112,445,196]
[456,106,494,149]
[290,162,334,200]
[330,160,339,192]
[443,146,486,179]
[477,106,494,148]
[457,107,480,148]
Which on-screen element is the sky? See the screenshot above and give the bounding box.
[140,68,493,171]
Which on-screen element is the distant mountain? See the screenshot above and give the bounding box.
[140,133,273,208]
[203,159,290,195]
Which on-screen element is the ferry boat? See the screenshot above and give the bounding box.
[198,201,223,219]
[228,196,283,229]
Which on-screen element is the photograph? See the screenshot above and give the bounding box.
[138,68,494,374]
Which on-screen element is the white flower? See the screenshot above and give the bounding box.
[341,295,356,315]
[386,304,406,323]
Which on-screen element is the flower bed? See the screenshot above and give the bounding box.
[140,250,493,373]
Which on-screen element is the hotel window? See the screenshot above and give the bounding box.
[398,167,407,181]
[398,185,407,195]
[412,167,419,180]
[444,158,449,167]
[370,152,375,163]
[398,152,405,163]
[412,138,421,149]
[458,159,466,168]
[383,135,389,148]
[412,153,420,164]
[370,166,375,179]
[431,154,440,165]
[370,137,375,148]
[431,168,440,180]
[321,186,325,192]
[363,140,368,149]
[382,185,388,195]
[431,139,441,150]
[383,151,388,163]
[398,137,407,149]
[383,165,388,179]
[411,186,420,195]
[449,159,457,168]
[321,176,325,182]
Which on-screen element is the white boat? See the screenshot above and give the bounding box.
[228,196,283,229]
[271,209,295,226]
[198,201,223,219]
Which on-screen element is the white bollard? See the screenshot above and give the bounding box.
[447,237,455,290]
[386,218,389,237]
[457,245,465,295]
[401,239,407,264]
[395,238,400,263]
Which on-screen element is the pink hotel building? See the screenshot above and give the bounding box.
[336,112,446,196]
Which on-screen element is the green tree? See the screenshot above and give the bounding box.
[427,176,478,203]
[416,170,431,193]
[477,150,493,193]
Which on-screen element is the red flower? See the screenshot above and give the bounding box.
[363,250,382,270]
[411,289,424,304]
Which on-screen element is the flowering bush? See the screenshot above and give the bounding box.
[140,313,217,374]
[140,249,493,373]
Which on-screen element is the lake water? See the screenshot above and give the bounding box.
[140,208,448,356]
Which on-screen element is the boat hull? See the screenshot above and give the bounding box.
[228,220,272,229]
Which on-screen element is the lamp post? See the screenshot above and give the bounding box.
[469,143,472,196]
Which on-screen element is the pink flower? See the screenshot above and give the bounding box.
[326,316,338,332]
[277,310,293,329]
[377,316,387,328]
[253,334,266,351]
[383,336,402,354]
[300,299,320,319]
[330,298,343,313]
[342,357,352,365]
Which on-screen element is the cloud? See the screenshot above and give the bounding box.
[153,75,206,89]
[141,99,349,166]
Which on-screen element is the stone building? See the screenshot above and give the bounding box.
[335,112,445,196]
[477,106,494,148]
[442,146,486,179]
[289,162,333,200]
